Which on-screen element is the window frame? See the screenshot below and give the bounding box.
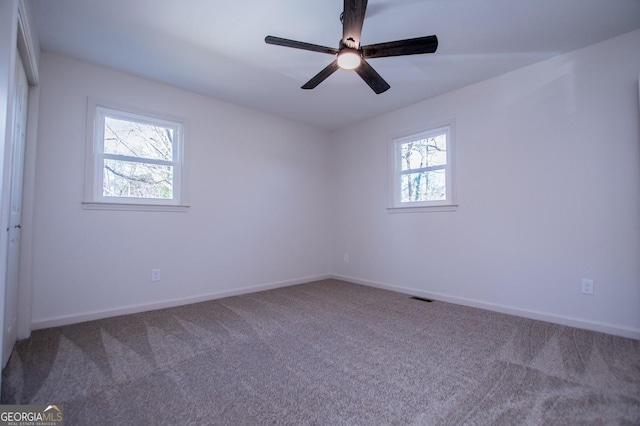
[388,121,457,213]
[83,98,189,212]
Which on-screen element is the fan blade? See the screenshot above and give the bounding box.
[301,60,340,90]
[265,36,338,55]
[354,59,390,94]
[362,35,438,59]
[342,0,368,48]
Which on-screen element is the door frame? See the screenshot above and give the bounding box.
[16,0,40,340]
[0,0,39,371]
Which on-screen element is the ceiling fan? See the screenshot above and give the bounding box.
[265,0,438,94]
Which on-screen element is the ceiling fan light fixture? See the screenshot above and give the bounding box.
[337,49,361,70]
[264,0,438,93]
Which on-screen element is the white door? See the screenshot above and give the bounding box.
[2,53,28,368]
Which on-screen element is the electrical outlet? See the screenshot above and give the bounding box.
[581,278,594,295]
[343,253,349,263]
[152,269,161,282]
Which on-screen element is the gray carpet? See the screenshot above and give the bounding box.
[2,279,639,425]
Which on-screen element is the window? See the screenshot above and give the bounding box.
[389,123,456,212]
[84,99,188,211]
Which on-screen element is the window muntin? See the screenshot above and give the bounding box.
[390,124,455,210]
[85,100,187,210]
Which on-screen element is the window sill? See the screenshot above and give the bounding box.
[387,204,458,214]
[82,202,190,212]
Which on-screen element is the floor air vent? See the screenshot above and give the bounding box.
[410,296,434,303]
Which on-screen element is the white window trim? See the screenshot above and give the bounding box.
[83,97,189,212]
[388,121,457,213]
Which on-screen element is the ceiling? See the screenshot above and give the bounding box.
[32,0,640,131]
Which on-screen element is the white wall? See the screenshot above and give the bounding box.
[331,29,640,338]
[31,52,332,326]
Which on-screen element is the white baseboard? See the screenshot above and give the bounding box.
[31,274,332,330]
[31,273,640,341]
[331,274,640,340]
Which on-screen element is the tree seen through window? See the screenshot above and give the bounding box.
[102,116,175,199]
[399,134,447,202]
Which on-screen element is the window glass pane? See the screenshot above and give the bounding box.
[400,169,446,202]
[400,134,447,171]
[103,159,173,199]
[104,116,174,161]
